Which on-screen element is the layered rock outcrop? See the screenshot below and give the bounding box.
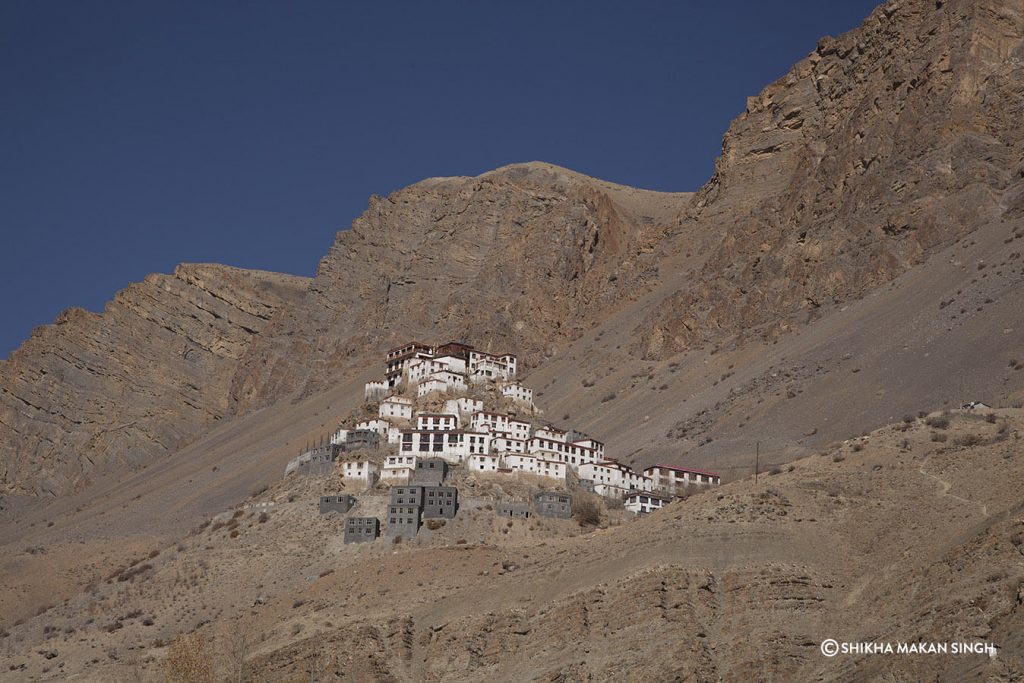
[0,264,307,500]
[641,0,1024,357]
[229,163,691,410]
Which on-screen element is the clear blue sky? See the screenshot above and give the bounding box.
[0,1,880,358]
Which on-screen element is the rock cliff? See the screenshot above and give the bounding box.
[0,264,307,500]
[641,0,1024,357]
[229,163,691,410]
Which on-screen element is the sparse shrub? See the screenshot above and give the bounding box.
[954,434,983,447]
[318,569,334,578]
[291,600,305,609]
[229,529,240,538]
[902,415,915,424]
[985,413,997,423]
[162,633,214,683]
[456,539,467,545]
[424,519,446,531]
[851,443,864,452]
[931,432,948,443]
[258,512,269,523]
[392,535,403,545]
[832,454,845,463]
[768,467,782,476]
[148,549,160,559]
[926,415,950,429]
[572,494,603,527]
[581,378,596,388]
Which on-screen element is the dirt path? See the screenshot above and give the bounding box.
[918,459,989,518]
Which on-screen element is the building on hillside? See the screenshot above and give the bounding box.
[342,460,379,488]
[344,517,380,544]
[432,353,468,374]
[534,425,568,443]
[411,457,448,484]
[386,504,421,537]
[490,435,527,454]
[578,461,652,497]
[429,370,467,392]
[364,381,388,402]
[468,453,501,473]
[445,397,483,417]
[329,428,349,446]
[385,342,433,387]
[471,412,532,440]
[434,340,473,358]
[501,383,534,405]
[643,464,721,493]
[400,429,491,464]
[389,485,425,507]
[379,396,414,421]
[568,432,605,460]
[496,501,531,518]
[405,357,447,384]
[623,490,672,515]
[417,378,449,398]
[468,350,517,380]
[527,435,601,468]
[534,492,572,519]
[300,443,341,476]
[504,454,568,482]
[578,478,595,493]
[343,429,380,452]
[355,418,391,437]
[422,486,459,519]
[382,454,416,483]
[416,413,459,431]
[319,494,356,515]
[386,425,403,444]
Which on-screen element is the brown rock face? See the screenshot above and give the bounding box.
[0,264,307,500]
[229,162,691,410]
[641,0,1024,357]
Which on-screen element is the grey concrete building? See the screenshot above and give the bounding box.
[411,457,448,484]
[496,501,531,518]
[344,429,380,452]
[389,485,425,507]
[386,504,421,538]
[319,494,356,515]
[344,517,380,544]
[534,491,572,518]
[422,486,458,519]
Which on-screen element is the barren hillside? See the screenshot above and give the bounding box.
[1,410,1021,681]
[1,0,1024,679]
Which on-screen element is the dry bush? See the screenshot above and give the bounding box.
[424,519,445,531]
[217,619,253,683]
[162,633,214,683]
[926,415,950,429]
[572,494,603,527]
[954,434,983,447]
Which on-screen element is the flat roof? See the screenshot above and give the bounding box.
[386,341,431,354]
[645,463,721,478]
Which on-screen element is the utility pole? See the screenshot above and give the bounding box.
[755,441,760,483]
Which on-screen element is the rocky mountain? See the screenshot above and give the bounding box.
[0,265,307,503]
[3,0,1024,679]
[6,0,1024,504]
[228,163,692,411]
[641,0,1024,357]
